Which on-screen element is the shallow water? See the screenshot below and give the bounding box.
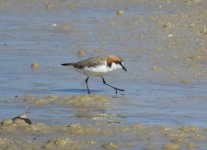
[0,0,207,149]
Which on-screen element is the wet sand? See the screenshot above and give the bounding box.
[0,0,207,149]
[1,95,207,150]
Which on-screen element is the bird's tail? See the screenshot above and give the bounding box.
[61,63,74,66]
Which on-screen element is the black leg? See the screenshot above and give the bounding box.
[102,77,125,95]
[85,77,90,94]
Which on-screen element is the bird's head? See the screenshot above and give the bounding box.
[107,55,127,71]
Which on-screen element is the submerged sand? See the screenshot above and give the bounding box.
[0,95,207,150]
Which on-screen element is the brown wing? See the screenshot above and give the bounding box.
[73,56,106,69]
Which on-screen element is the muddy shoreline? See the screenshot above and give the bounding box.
[1,0,207,149]
[1,95,207,150]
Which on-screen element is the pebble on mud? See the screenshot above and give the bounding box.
[200,27,207,35]
[163,22,174,28]
[116,10,124,16]
[44,2,54,10]
[188,55,202,61]
[31,63,40,70]
[76,50,85,58]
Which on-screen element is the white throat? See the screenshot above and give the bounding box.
[110,63,122,71]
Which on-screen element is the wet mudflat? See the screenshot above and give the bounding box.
[0,0,207,149]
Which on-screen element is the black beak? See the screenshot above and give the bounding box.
[120,63,127,71]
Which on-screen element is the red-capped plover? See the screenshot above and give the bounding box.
[61,55,127,95]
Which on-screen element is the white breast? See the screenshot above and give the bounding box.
[75,62,122,77]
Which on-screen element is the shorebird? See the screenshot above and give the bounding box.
[61,55,127,95]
